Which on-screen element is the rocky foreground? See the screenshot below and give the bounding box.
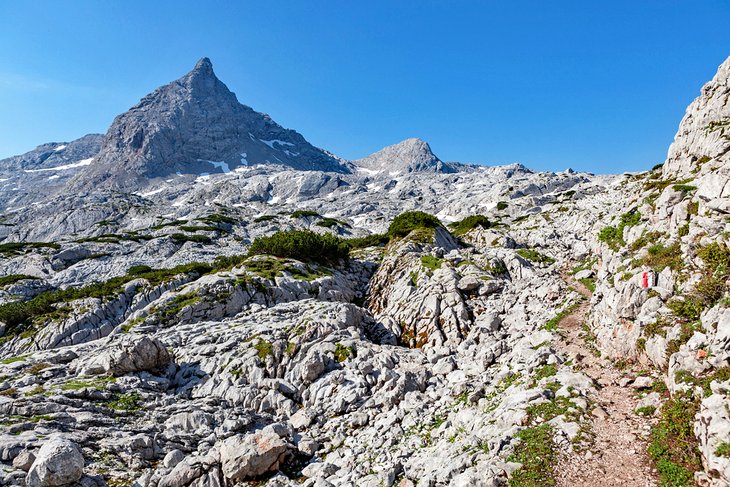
[0,57,729,487]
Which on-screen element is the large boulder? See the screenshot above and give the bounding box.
[220,427,289,481]
[86,335,171,376]
[26,437,84,487]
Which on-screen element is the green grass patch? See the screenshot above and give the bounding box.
[533,364,558,381]
[59,376,115,391]
[648,393,702,487]
[107,392,141,411]
[158,293,200,320]
[543,302,580,331]
[420,255,443,272]
[636,405,656,416]
[630,231,665,252]
[334,343,355,362]
[642,242,682,272]
[0,354,30,364]
[715,442,730,458]
[516,248,555,265]
[579,277,596,293]
[507,424,556,487]
[254,339,273,360]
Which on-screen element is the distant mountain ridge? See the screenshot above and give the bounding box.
[0,57,518,207]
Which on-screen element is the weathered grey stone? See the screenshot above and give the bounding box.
[219,430,288,481]
[26,437,84,487]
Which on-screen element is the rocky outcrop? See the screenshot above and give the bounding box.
[220,426,289,481]
[663,56,730,179]
[84,336,171,376]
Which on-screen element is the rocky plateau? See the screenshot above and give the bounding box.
[0,56,729,487]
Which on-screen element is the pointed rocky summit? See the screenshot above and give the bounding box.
[69,57,348,191]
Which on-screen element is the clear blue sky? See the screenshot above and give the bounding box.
[1,1,729,173]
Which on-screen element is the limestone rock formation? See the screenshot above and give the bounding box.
[0,55,729,487]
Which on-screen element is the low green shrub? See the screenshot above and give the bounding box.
[127,265,153,275]
[0,274,38,287]
[598,209,642,251]
[0,262,212,338]
[387,211,443,240]
[642,242,682,272]
[248,230,349,264]
[0,242,60,256]
[673,184,697,194]
[253,215,277,223]
[170,233,212,244]
[517,248,555,265]
[334,343,355,362]
[448,215,495,236]
[196,213,237,225]
[290,209,320,219]
[598,225,623,251]
[315,217,349,228]
[345,233,389,249]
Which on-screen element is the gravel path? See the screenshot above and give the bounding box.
[554,275,659,487]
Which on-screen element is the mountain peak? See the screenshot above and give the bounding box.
[193,57,213,72]
[67,58,348,191]
[185,57,216,84]
[354,137,457,174]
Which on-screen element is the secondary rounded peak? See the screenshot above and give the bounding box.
[355,136,462,173]
[377,137,436,158]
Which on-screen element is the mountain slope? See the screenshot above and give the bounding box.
[68,58,349,192]
[0,134,102,213]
